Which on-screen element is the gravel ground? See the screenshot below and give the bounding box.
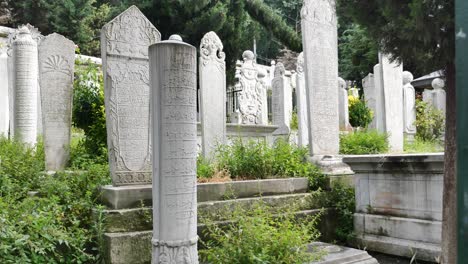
[368,251,437,264]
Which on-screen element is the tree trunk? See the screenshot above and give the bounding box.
[441,62,456,264]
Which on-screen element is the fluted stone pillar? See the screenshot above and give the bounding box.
[13,27,38,145]
[150,35,198,264]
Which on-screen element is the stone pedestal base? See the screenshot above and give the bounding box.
[307,242,378,264]
[308,155,355,186]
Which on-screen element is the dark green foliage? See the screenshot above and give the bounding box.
[200,201,323,263]
[72,60,107,164]
[348,97,373,128]
[337,0,454,75]
[0,137,110,263]
[340,130,389,155]
[415,100,445,142]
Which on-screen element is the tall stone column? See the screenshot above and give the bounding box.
[150,35,198,264]
[301,0,352,175]
[296,52,309,147]
[199,31,226,160]
[13,27,38,145]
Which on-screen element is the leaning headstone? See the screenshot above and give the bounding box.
[301,0,339,155]
[338,77,351,130]
[0,47,8,136]
[231,50,268,125]
[101,5,161,186]
[296,52,309,147]
[402,71,416,139]
[380,53,404,152]
[362,73,376,129]
[199,31,226,160]
[13,26,38,145]
[272,62,292,135]
[39,33,75,171]
[431,78,446,115]
[150,35,198,264]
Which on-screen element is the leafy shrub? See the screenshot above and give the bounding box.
[415,100,445,141]
[197,155,215,180]
[216,138,326,189]
[72,60,107,162]
[200,201,324,264]
[339,130,389,154]
[0,137,110,263]
[348,96,373,128]
[290,108,298,130]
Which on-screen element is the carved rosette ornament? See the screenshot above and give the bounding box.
[101,5,161,186]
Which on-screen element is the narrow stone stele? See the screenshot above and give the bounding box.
[431,78,446,115]
[296,52,309,147]
[272,62,292,135]
[402,71,416,139]
[338,77,351,131]
[150,35,199,264]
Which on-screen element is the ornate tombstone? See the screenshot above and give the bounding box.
[199,31,226,159]
[296,52,309,147]
[402,71,416,138]
[101,5,161,186]
[272,62,292,135]
[39,34,75,171]
[12,26,38,145]
[231,50,268,125]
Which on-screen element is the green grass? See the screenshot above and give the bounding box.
[339,130,389,155]
[404,137,444,153]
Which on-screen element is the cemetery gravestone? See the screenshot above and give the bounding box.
[296,52,309,147]
[150,35,198,264]
[380,53,404,152]
[301,0,339,155]
[338,77,351,130]
[199,31,226,160]
[39,33,75,171]
[272,62,292,135]
[362,73,376,129]
[373,63,385,132]
[432,78,446,115]
[101,5,161,186]
[0,47,8,136]
[13,26,38,145]
[402,71,416,138]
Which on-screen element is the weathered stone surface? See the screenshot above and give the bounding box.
[301,0,339,155]
[431,78,446,115]
[345,153,444,262]
[307,242,378,264]
[0,47,8,136]
[379,54,404,152]
[372,63,385,132]
[296,52,309,147]
[38,33,75,170]
[149,35,198,264]
[101,6,160,186]
[13,26,38,145]
[199,31,226,159]
[348,86,359,98]
[338,77,350,130]
[104,231,152,264]
[272,62,292,135]
[230,50,268,125]
[402,71,416,137]
[362,73,376,129]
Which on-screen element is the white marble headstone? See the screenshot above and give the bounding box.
[199,31,226,160]
[13,26,38,145]
[296,52,309,147]
[101,6,161,186]
[301,0,340,155]
[0,47,8,136]
[402,71,416,136]
[338,77,351,130]
[362,73,376,129]
[39,33,75,171]
[272,62,292,135]
[431,78,446,115]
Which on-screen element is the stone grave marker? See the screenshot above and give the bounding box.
[296,52,309,147]
[199,31,226,160]
[362,73,376,129]
[338,77,351,130]
[0,46,8,136]
[101,5,161,185]
[432,78,446,115]
[402,71,416,138]
[272,62,292,135]
[39,33,75,171]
